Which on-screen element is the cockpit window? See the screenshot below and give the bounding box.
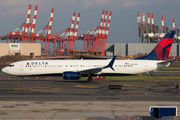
[8,64,14,67]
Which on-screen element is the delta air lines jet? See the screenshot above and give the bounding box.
[1,30,175,82]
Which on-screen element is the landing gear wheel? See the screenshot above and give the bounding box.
[87,77,93,82]
[17,77,20,81]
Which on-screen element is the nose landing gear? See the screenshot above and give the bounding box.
[17,77,20,81]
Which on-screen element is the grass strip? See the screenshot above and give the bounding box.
[161,67,180,70]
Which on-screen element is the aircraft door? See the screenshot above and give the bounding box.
[143,62,147,71]
[20,64,24,71]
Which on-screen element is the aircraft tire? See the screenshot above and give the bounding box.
[87,77,93,82]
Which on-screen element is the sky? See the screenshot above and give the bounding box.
[0,0,180,50]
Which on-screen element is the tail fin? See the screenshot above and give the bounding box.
[135,30,175,61]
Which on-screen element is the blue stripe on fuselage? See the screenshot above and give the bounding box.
[15,73,133,78]
[98,73,133,76]
[16,73,63,77]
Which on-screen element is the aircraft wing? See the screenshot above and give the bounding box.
[78,67,104,75]
[77,56,116,75]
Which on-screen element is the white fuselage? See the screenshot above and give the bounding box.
[1,59,169,76]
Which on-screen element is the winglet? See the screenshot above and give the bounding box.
[105,56,116,71]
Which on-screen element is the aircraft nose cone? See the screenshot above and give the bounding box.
[1,68,5,72]
[1,67,7,73]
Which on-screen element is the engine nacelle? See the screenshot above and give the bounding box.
[63,71,80,80]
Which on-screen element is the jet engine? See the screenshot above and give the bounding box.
[63,71,80,80]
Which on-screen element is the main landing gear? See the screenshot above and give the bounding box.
[87,77,93,82]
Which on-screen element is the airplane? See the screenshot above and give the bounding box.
[1,30,175,82]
